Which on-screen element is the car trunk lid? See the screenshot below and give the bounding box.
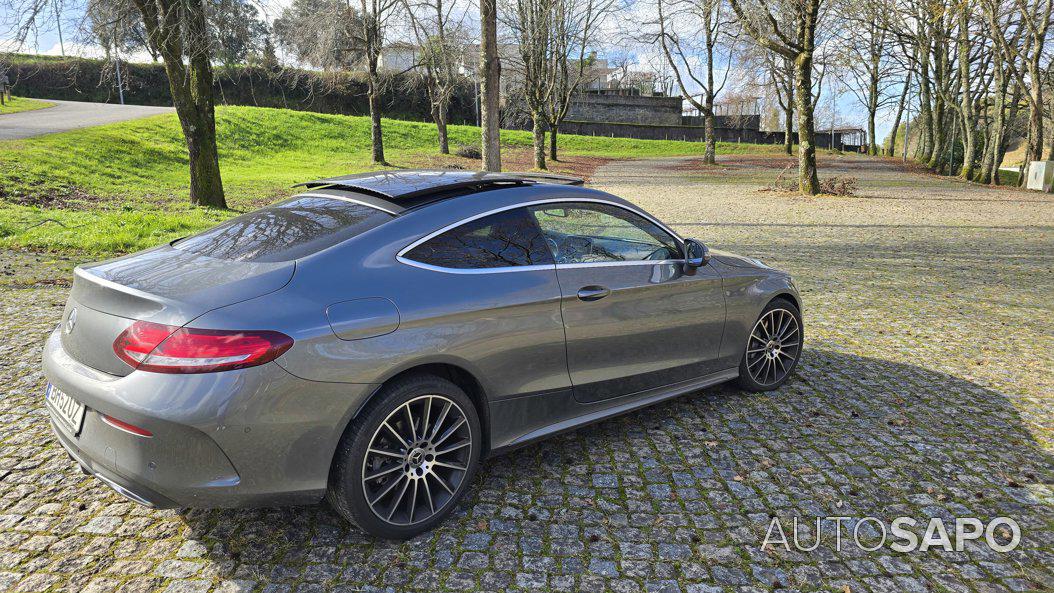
[61,246,295,376]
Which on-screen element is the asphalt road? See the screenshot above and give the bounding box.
[0,99,173,140]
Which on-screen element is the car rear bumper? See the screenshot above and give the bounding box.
[41,327,377,508]
[51,419,178,508]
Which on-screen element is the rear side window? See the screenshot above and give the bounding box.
[174,196,393,262]
[403,207,554,269]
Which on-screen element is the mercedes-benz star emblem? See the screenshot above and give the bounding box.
[65,308,78,334]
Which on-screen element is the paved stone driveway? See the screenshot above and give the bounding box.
[1,155,1052,592]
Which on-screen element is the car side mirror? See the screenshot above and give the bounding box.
[684,238,710,269]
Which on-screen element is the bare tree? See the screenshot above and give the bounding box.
[997,0,1052,182]
[508,0,557,169]
[358,0,402,164]
[480,0,502,170]
[403,0,468,153]
[130,0,227,206]
[727,0,823,194]
[881,35,915,157]
[769,52,795,154]
[655,0,737,164]
[835,0,898,155]
[979,0,1026,184]
[545,0,615,160]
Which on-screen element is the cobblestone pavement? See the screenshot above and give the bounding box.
[1,155,1052,592]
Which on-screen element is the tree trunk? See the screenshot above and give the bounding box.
[783,101,794,155]
[927,95,945,170]
[782,59,794,155]
[549,124,558,161]
[996,83,1024,185]
[980,59,1008,185]
[885,73,910,156]
[1022,57,1045,184]
[479,0,501,172]
[703,111,717,164]
[926,37,946,171]
[160,0,225,208]
[434,106,450,154]
[867,109,877,157]
[867,76,879,156]
[532,116,546,170]
[1048,118,1054,160]
[918,42,934,161]
[794,53,820,195]
[367,58,386,165]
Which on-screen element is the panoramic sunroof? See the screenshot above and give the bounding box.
[296,171,528,201]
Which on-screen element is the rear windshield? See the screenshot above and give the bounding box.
[174,196,393,262]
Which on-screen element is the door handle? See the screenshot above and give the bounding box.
[577,286,610,301]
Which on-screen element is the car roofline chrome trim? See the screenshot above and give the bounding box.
[395,197,686,274]
[294,192,400,215]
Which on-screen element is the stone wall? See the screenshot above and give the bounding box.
[558,119,863,150]
[566,94,683,126]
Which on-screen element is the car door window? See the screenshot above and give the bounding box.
[529,202,682,264]
[403,207,555,269]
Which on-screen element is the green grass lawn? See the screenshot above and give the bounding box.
[0,96,55,115]
[0,105,785,256]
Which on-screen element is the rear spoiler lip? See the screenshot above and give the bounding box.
[501,172,584,185]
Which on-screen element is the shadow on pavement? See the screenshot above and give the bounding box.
[182,348,1053,591]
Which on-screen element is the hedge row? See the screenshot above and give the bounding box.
[5,55,478,123]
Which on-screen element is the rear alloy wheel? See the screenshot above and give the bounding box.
[737,299,802,391]
[327,375,480,539]
[362,395,472,526]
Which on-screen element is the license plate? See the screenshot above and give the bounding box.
[46,383,86,436]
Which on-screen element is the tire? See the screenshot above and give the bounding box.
[736,297,803,392]
[326,373,482,539]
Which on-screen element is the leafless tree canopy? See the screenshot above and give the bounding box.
[4,0,1054,190]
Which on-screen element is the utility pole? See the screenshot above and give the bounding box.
[53,0,65,56]
[112,26,125,105]
[115,56,125,105]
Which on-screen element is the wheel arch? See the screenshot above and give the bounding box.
[352,360,492,456]
[770,291,800,312]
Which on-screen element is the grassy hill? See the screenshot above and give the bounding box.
[0,96,54,115]
[0,105,785,256]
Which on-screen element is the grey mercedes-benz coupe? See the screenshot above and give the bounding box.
[42,170,802,539]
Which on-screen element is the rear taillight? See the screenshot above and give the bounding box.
[113,321,293,374]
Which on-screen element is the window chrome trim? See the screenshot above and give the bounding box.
[396,197,685,274]
[395,258,556,274]
[295,192,400,215]
[555,259,685,269]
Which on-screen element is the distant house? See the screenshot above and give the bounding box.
[605,70,658,96]
[377,42,420,74]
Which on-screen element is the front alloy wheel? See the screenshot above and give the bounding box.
[737,298,802,391]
